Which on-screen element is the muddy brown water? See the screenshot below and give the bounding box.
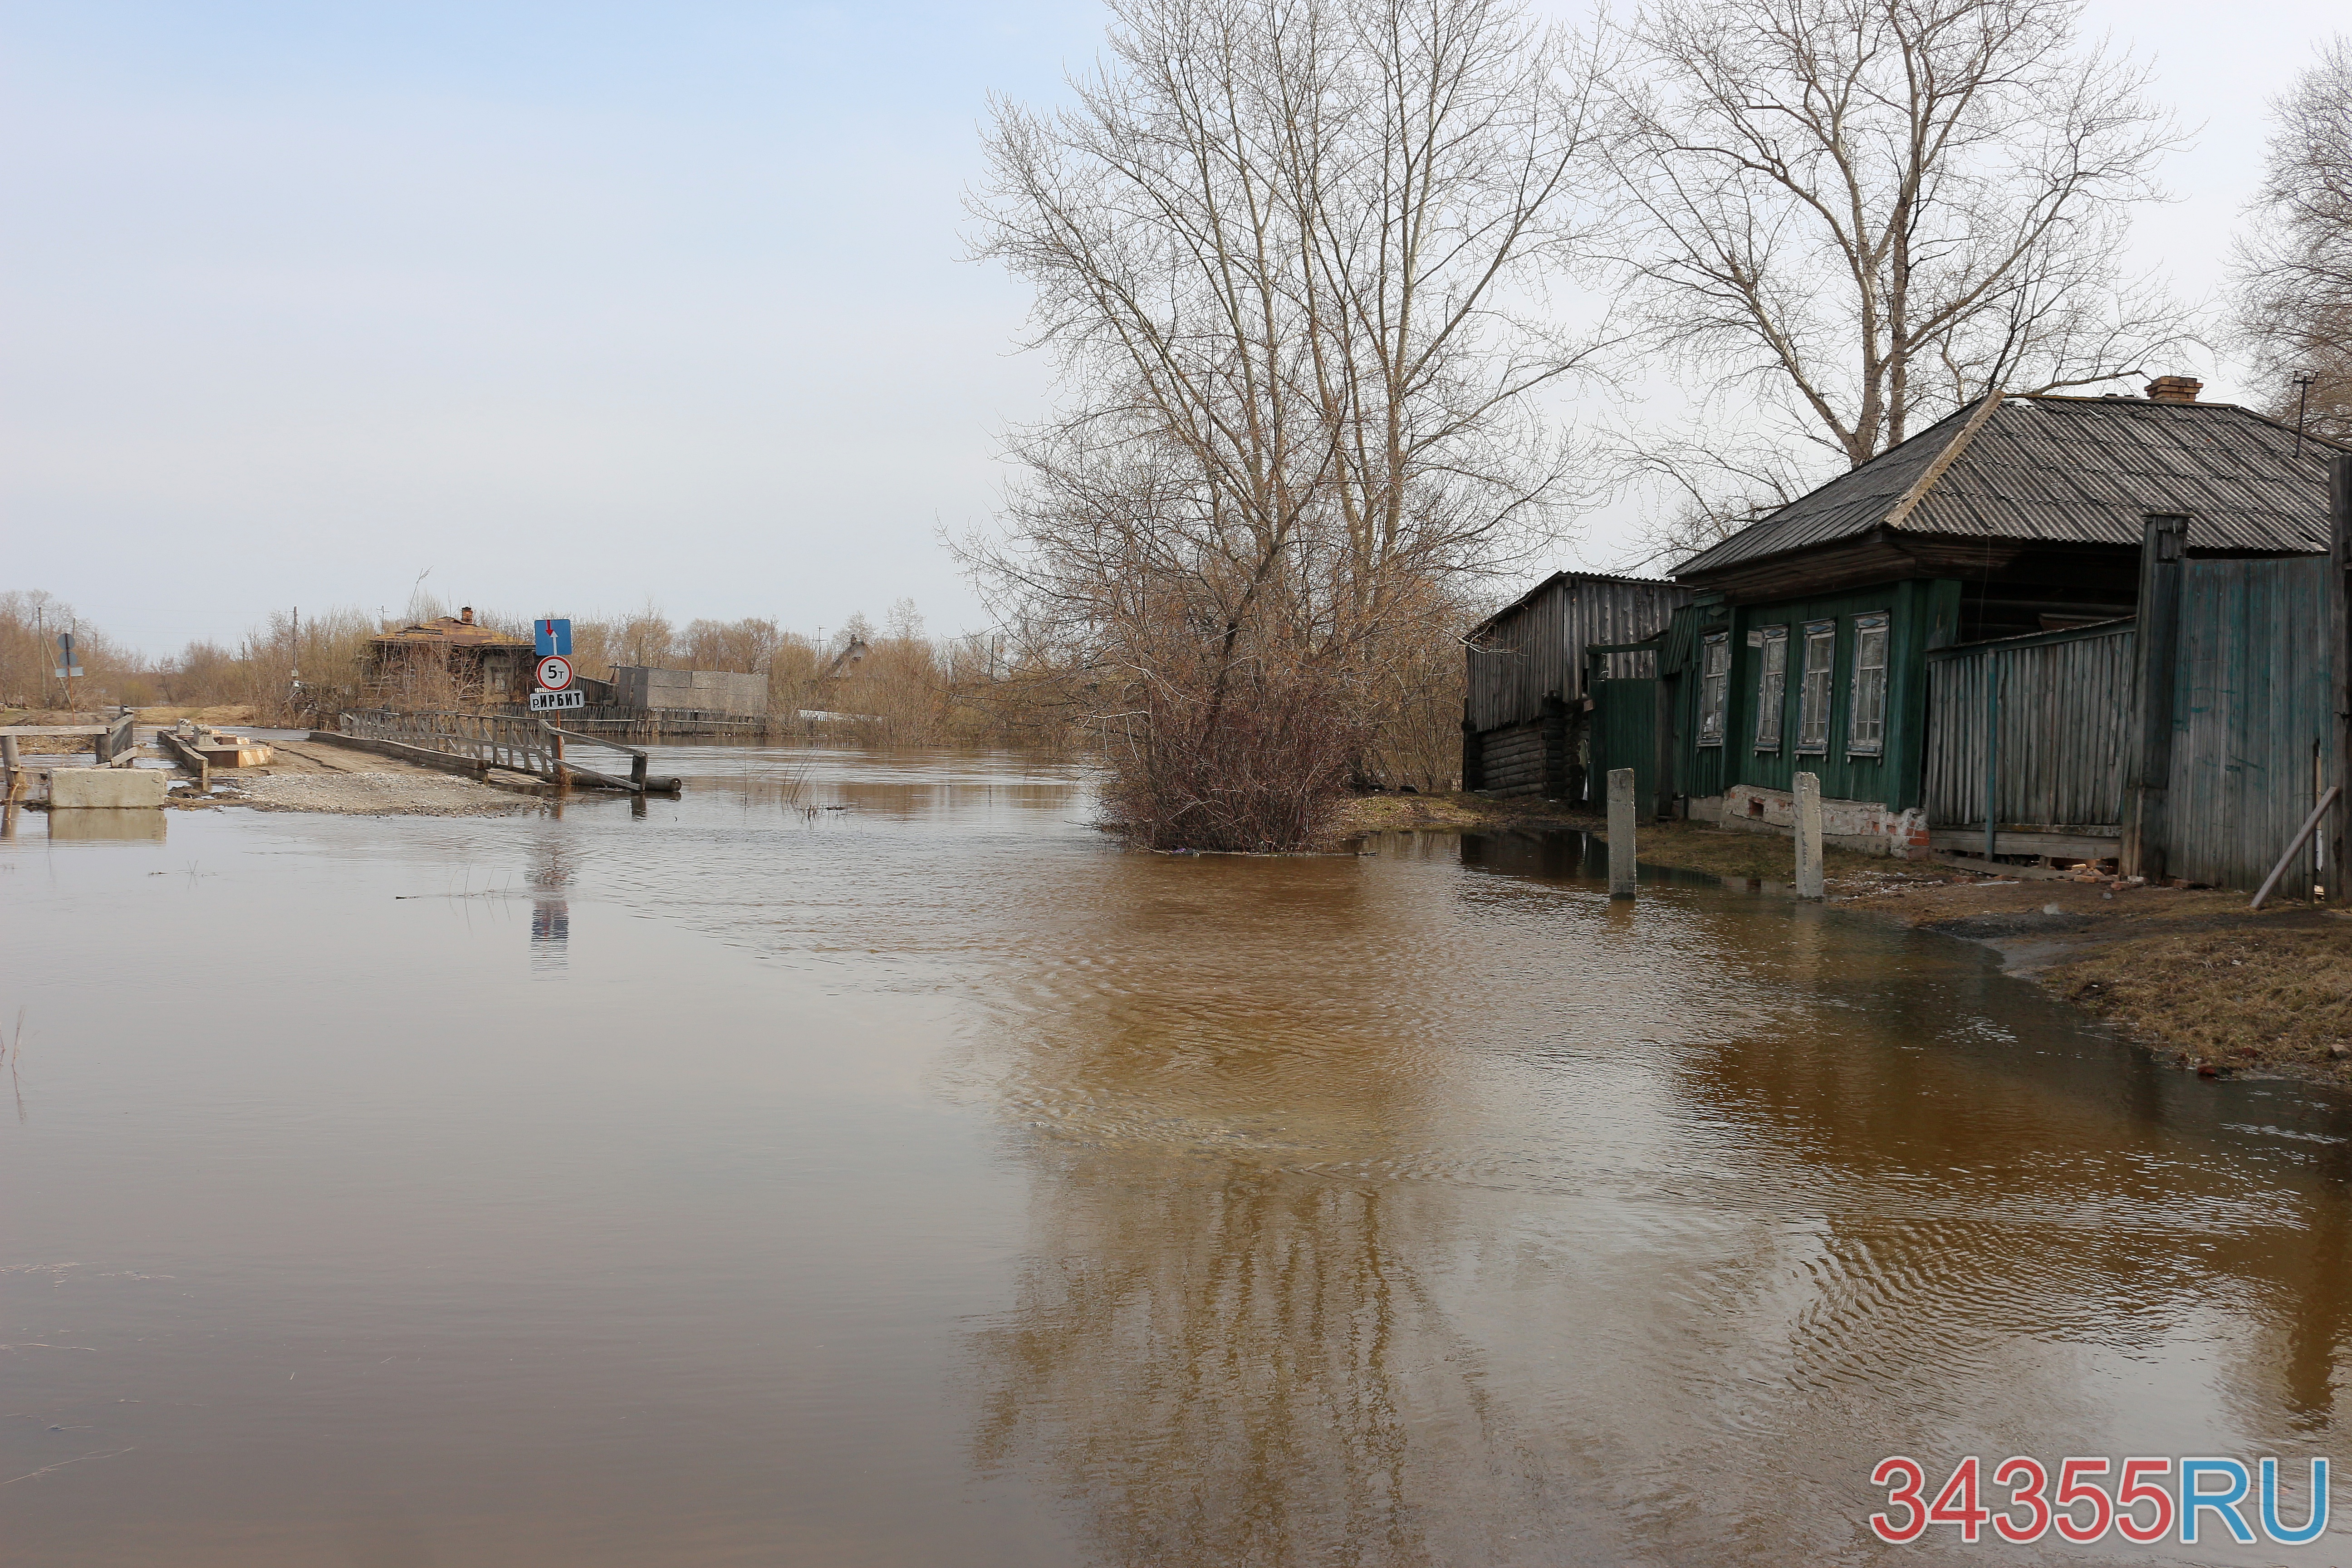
[4,748,2350,1565]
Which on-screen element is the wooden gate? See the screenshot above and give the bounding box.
[2159,556,2337,890]
[1586,644,1663,812]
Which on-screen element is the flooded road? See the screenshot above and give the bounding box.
[5,747,2350,1565]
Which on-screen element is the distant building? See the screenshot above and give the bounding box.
[610,666,769,719]
[364,607,535,710]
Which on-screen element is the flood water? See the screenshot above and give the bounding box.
[5,746,2352,1565]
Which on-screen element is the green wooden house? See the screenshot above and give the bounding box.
[1613,380,2336,855]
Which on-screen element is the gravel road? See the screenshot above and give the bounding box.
[211,769,530,817]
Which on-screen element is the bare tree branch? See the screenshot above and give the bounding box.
[2233,34,2352,441]
[1597,0,2195,481]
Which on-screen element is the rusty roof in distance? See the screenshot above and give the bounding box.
[372,616,533,647]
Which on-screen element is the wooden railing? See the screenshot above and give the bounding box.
[338,710,679,794]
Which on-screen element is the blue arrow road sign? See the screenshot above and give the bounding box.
[534,618,573,656]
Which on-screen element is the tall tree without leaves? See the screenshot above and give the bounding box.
[1599,0,2190,522]
[970,0,1603,848]
[2234,36,2352,442]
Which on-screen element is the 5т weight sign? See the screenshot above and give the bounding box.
[530,647,583,711]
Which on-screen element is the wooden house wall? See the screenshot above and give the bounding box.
[1924,623,2136,831]
[1467,578,1688,731]
[1673,579,1956,810]
[2165,556,2337,890]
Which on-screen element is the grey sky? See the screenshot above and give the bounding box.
[2,1,2341,657]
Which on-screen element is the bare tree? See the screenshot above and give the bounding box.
[1599,0,2191,484]
[970,0,1606,847]
[2234,36,2352,442]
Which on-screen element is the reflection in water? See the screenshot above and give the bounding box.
[959,824,2352,1562]
[975,1155,1544,1567]
[531,900,570,970]
[44,807,169,843]
[10,754,2352,1565]
[530,838,574,973]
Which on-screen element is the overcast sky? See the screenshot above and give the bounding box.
[3,1,2343,658]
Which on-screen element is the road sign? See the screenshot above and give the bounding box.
[54,666,85,679]
[534,618,573,657]
[529,689,585,712]
[58,632,74,654]
[535,655,574,691]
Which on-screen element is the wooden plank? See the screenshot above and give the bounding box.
[2331,452,2351,903]
[556,760,681,794]
[158,729,210,790]
[1928,829,2124,858]
[2121,514,2186,878]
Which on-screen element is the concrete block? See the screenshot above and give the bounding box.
[49,768,168,809]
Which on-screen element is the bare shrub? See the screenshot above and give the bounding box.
[1104,631,1365,852]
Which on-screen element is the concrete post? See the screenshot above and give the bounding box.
[1,734,18,798]
[1607,767,1637,899]
[1794,771,1825,900]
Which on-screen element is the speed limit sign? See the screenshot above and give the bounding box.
[535,654,574,691]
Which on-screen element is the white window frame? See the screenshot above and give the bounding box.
[1753,626,1788,751]
[1696,633,1729,746]
[1847,613,1890,757]
[1796,620,1836,755]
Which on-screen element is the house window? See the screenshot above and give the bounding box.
[1696,633,1729,746]
[1797,620,1835,754]
[1753,626,1788,750]
[1848,613,1890,756]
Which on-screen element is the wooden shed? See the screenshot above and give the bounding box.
[1462,572,1690,798]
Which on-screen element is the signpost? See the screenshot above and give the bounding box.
[530,622,583,772]
[55,632,83,706]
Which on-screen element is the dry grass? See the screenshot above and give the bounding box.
[2049,922,2352,1081]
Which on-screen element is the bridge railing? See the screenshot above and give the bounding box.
[336,709,679,794]
[342,709,555,777]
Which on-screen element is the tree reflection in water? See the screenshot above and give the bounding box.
[970,1147,1562,1567]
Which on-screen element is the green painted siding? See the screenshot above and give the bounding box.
[1674,579,1960,811]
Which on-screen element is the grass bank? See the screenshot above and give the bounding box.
[1339,791,2352,1088]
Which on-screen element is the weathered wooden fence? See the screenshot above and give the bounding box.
[1922,556,2339,886]
[1924,621,2136,858]
[2160,555,2336,890]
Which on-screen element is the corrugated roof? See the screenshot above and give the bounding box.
[1469,568,1681,639]
[1674,395,2343,578]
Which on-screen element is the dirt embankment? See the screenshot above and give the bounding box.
[1339,791,2351,1086]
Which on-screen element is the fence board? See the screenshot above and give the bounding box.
[1926,622,2136,833]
